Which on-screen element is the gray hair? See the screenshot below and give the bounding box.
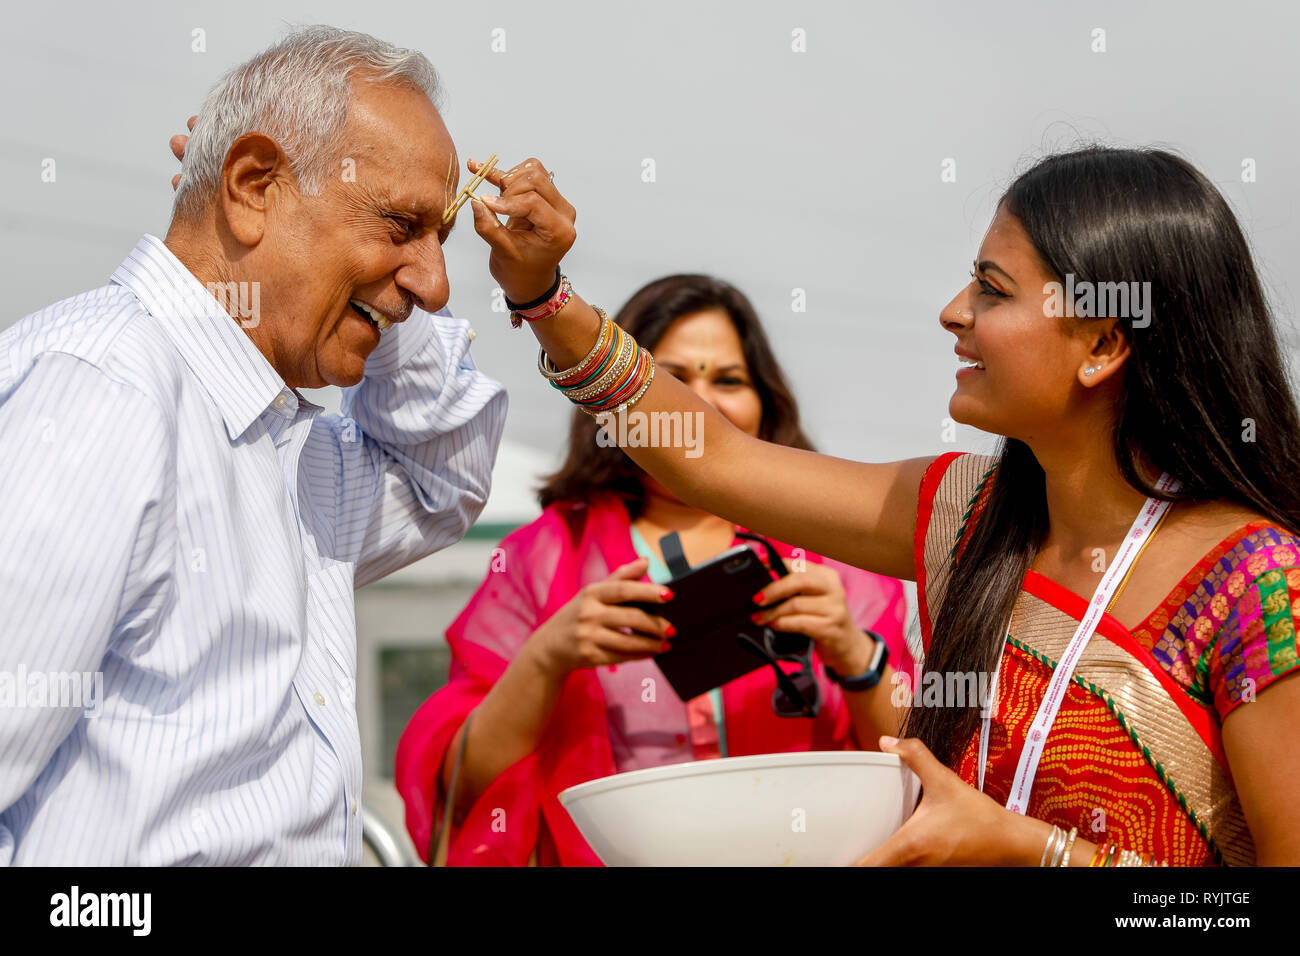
[172,25,442,222]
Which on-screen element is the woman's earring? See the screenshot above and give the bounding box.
[1084,366,1098,377]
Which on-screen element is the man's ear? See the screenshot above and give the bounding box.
[219,132,292,247]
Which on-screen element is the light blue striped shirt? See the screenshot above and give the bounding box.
[0,234,507,865]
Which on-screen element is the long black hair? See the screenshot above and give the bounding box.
[537,274,816,517]
[904,147,1300,768]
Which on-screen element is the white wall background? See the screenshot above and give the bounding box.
[6,0,1298,471]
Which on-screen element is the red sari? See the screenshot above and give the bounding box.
[396,493,911,865]
[917,452,1300,865]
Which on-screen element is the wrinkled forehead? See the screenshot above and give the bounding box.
[338,79,459,212]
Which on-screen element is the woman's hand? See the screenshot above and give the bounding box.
[523,558,675,679]
[749,562,873,675]
[467,156,577,305]
[169,115,197,190]
[854,736,1051,866]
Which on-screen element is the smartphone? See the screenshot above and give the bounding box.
[625,543,777,701]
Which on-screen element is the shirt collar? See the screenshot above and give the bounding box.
[110,234,289,441]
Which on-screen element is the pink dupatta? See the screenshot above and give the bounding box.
[395,494,911,866]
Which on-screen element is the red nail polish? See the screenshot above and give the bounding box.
[664,623,676,638]
[753,591,765,603]
[660,588,673,600]
[659,642,671,653]
[751,612,764,624]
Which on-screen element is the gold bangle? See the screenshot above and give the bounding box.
[566,327,637,403]
[590,348,655,416]
[1040,825,1063,867]
[611,352,656,415]
[1058,827,1079,867]
[583,350,655,417]
[539,306,611,381]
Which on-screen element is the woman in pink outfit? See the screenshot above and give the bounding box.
[397,275,913,865]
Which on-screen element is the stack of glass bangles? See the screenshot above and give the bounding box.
[538,306,655,416]
[1089,841,1167,867]
[1040,827,1167,867]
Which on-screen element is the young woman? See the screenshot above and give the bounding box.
[464,146,1300,866]
[395,275,911,865]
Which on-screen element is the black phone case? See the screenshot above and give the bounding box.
[626,544,776,701]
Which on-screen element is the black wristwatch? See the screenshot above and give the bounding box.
[824,630,889,691]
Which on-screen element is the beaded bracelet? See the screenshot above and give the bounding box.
[510,274,573,329]
[505,267,561,311]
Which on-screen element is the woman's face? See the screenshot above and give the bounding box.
[940,204,1103,443]
[639,308,764,507]
[652,308,763,437]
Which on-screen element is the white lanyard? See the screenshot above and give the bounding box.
[977,473,1181,812]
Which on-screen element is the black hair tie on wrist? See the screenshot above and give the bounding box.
[505,267,563,312]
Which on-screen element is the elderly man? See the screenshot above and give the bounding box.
[0,26,535,864]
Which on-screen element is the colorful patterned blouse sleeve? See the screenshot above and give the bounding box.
[1207,542,1300,720]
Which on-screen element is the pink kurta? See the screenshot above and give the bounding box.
[396,493,911,865]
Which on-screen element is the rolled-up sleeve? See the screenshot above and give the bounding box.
[314,308,507,588]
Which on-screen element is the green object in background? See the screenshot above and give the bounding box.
[380,644,452,780]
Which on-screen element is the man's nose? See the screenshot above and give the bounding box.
[396,238,450,315]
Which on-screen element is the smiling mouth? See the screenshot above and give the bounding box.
[350,299,393,333]
[958,359,985,370]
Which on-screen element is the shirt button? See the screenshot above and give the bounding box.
[273,394,287,409]
[468,328,477,341]
[351,798,358,815]
[314,691,326,706]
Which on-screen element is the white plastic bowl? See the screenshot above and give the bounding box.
[558,751,920,866]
